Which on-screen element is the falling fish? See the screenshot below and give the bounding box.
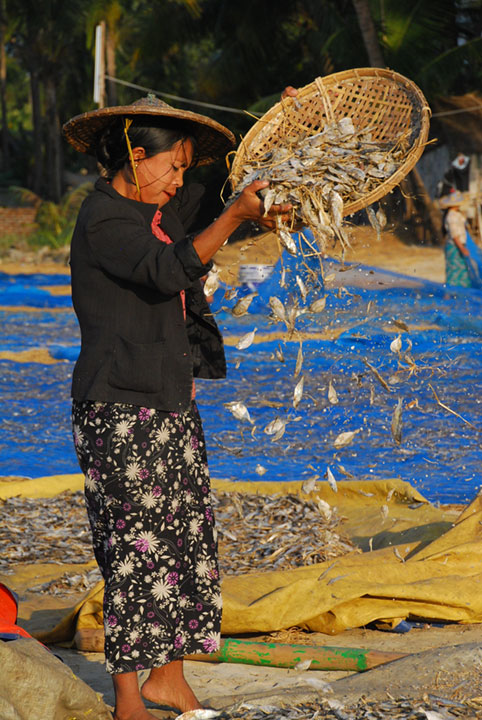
[293,376,304,409]
[295,275,308,302]
[309,296,327,313]
[333,428,361,449]
[328,380,338,405]
[236,327,257,350]
[264,416,287,441]
[277,217,298,255]
[255,464,267,476]
[231,292,257,317]
[302,475,319,493]
[366,205,382,241]
[203,269,220,297]
[269,296,287,323]
[294,344,303,377]
[225,401,253,424]
[391,397,403,444]
[390,334,402,353]
[275,345,285,363]
[326,466,337,493]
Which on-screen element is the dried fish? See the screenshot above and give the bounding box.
[294,344,303,377]
[231,292,257,317]
[230,115,407,259]
[225,401,253,424]
[293,375,304,409]
[236,327,257,350]
[333,428,361,449]
[213,490,359,575]
[269,296,287,324]
[203,268,220,297]
[295,275,308,302]
[309,296,327,313]
[391,397,403,444]
[326,466,337,493]
[264,416,287,441]
[0,491,94,574]
[390,334,402,353]
[328,380,338,405]
[301,475,319,494]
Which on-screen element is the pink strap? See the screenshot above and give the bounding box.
[151,210,195,399]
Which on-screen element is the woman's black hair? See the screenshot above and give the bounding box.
[96,116,198,176]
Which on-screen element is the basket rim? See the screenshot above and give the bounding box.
[230,67,431,217]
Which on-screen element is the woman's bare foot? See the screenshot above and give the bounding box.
[114,707,159,720]
[141,659,202,714]
[112,670,159,720]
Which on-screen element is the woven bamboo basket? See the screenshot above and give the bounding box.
[230,68,431,216]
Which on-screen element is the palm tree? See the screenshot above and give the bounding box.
[7,0,92,200]
[352,0,385,66]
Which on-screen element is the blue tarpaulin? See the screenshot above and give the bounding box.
[1,252,481,504]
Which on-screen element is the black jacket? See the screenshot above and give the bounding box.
[70,178,226,411]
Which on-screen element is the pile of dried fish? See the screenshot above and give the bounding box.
[212,490,359,575]
[229,116,400,255]
[30,568,102,596]
[205,694,482,720]
[0,489,358,589]
[0,490,94,575]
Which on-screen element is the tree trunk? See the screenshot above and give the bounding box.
[30,69,44,196]
[45,75,62,202]
[410,167,443,243]
[0,0,9,171]
[352,0,385,68]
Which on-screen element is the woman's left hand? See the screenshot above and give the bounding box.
[231,180,292,228]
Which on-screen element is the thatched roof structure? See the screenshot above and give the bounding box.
[432,92,482,154]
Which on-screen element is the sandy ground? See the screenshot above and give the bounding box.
[0,225,446,285]
[212,226,445,287]
[13,584,482,716]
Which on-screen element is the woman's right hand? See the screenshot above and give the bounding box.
[193,181,292,265]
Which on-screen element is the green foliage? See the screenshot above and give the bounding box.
[1,0,481,205]
[8,183,94,249]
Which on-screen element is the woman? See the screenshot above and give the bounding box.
[439,190,471,287]
[63,93,293,720]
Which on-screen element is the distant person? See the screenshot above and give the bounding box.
[62,92,293,720]
[439,190,482,288]
[438,152,471,197]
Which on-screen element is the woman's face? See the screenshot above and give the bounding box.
[133,138,194,206]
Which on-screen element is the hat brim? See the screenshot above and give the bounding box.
[62,100,236,167]
[438,192,467,209]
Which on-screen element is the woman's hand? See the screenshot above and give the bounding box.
[192,180,292,264]
[281,86,298,100]
[230,180,292,229]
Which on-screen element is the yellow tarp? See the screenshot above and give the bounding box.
[2,474,481,643]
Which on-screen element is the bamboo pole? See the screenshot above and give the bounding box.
[74,630,407,672]
[186,637,407,672]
